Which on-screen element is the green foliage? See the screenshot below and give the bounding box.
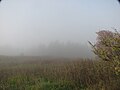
[0,76,74,90]
[0,56,120,90]
[89,30,120,75]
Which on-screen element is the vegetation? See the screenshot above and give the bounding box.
[89,30,120,75]
[0,30,120,90]
[0,56,120,90]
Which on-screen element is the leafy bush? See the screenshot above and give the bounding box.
[89,30,120,75]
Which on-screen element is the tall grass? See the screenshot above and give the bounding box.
[0,56,119,90]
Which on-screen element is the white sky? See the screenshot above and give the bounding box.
[0,0,120,48]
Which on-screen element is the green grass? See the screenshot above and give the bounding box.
[0,56,120,90]
[0,75,75,90]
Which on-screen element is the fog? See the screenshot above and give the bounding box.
[0,0,120,57]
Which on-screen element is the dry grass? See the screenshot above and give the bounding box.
[0,56,119,90]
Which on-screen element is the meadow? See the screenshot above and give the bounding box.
[0,56,119,90]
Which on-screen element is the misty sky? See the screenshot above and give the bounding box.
[0,0,120,49]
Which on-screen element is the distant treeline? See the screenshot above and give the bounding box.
[0,42,94,58]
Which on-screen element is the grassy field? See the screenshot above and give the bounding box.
[0,56,119,90]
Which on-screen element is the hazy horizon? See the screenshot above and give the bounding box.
[0,0,120,56]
